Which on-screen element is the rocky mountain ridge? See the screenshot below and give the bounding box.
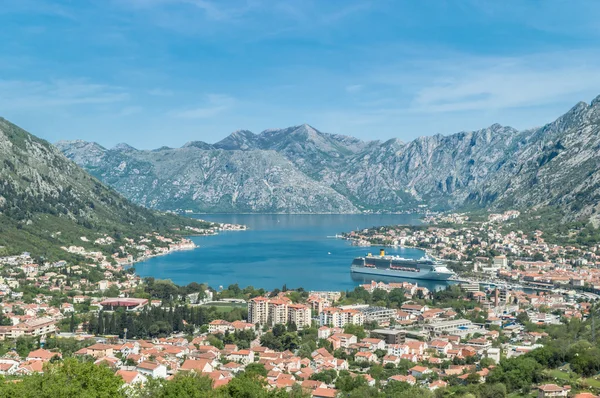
[56,96,600,222]
[0,118,207,258]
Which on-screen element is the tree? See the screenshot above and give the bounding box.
[16,336,38,357]
[154,372,213,398]
[465,372,481,384]
[245,363,268,378]
[6,358,124,397]
[221,373,269,398]
[343,324,366,340]
[272,324,286,337]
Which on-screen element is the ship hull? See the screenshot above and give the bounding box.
[351,265,454,281]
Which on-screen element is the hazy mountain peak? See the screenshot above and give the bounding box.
[182,140,213,150]
[112,142,137,152]
[214,129,257,150]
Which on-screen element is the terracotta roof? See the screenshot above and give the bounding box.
[115,370,141,384]
[312,387,338,398]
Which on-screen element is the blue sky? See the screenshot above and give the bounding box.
[1,0,600,149]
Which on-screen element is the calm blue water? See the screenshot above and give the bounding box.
[134,214,453,291]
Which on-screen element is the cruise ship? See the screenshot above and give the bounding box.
[350,249,455,281]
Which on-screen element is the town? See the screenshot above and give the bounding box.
[343,210,600,296]
[0,229,599,398]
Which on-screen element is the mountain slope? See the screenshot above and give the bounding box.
[466,98,600,221]
[58,96,600,221]
[0,118,209,259]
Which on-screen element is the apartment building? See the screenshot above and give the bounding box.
[0,318,57,340]
[287,304,311,329]
[268,299,289,326]
[248,296,269,325]
[319,307,364,327]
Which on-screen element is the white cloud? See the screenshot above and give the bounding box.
[169,94,235,119]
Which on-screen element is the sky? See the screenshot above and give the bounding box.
[1,0,600,149]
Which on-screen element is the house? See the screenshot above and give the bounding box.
[116,369,146,385]
[388,375,416,385]
[220,362,244,373]
[387,344,406,357]
[227,350,254,364]
[328,333,357,349]
[405,340,427,355]
[136,362,167,379]
[354,352,377,363]
[401,304,427,314]
[301,380,327,391]
[538,384,570,398]
[360,338,385,351]
[27,349,60,362]
[180,359,214,373]
[312,387,338,398]
[15,360,44,374]
[382,355,400,366]
[428,340,452,355]
[0,360,18,375]
[429,380,448,390]
[208,320,233,334]
[410,365,431,378]
[85,344,114,358]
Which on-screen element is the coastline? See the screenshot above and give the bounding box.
[339,235,433,257]
[124,223,248,268]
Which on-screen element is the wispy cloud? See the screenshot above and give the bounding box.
[409,52,600,113]
[345,84,363,93]
[0,79,129,110]
[169,94,235,119]
[122,0,259,21]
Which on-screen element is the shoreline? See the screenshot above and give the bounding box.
[124,224,248,268]
[338,236,433,256]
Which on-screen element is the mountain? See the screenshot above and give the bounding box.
[57,97,600,221]
[0,118,209,259]
[54,139,358,214]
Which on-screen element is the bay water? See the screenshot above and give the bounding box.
[134,214,453,291]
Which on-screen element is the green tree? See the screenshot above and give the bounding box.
[3,358,124,397]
